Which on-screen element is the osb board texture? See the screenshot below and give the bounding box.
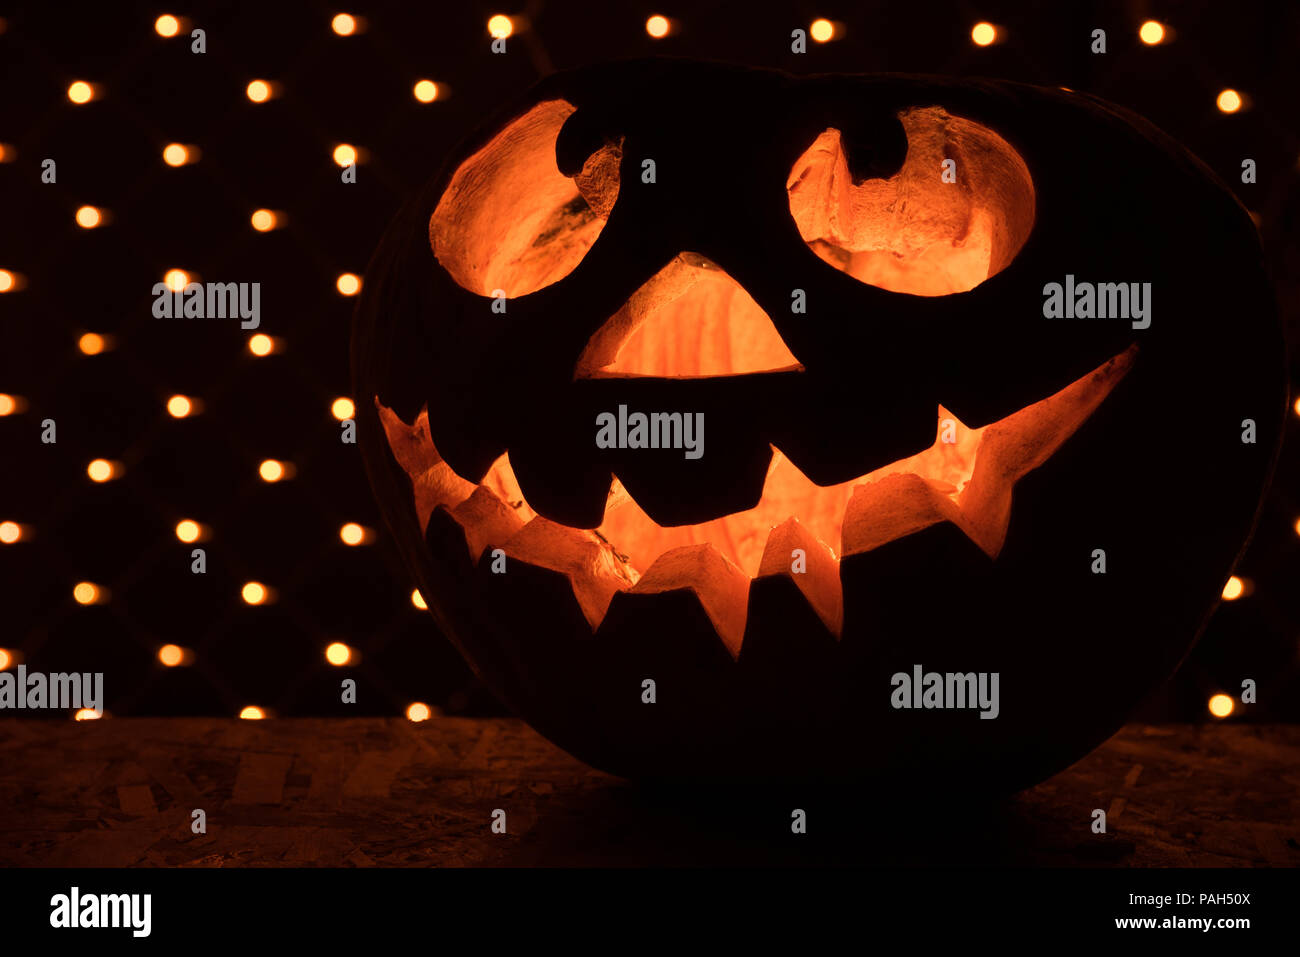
[0,719,1296,867]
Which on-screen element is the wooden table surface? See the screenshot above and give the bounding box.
[1,719,1296,867]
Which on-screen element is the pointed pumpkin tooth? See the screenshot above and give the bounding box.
[631,544,750,656]
[840,472,960,558]
[757,517,843,637]
[450,486,527,564]
[375,399,476,528]
[501,517,636,630]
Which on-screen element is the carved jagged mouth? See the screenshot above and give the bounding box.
[377,343,1135,655]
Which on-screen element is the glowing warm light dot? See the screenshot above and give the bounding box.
[158,644,184,666]
[1208,694,1234,718]
[488,14,513,39]
[0,649,10,669]
[73,582,100,604]
[331,397,355,420]
[646,15,670,38]
[75,205,102,228]
[336,272,361,295]
[0,270,14,292]
[68,81,93,104]
[162,143,190,166]
[411,589,427,610]
[246,80,271,103]
[325,642,352,666]
[0,522,20,544]
[1216,89,1242,113]
[248,333,273,356]
[332,13,356,35]
[242,582,268,605]
[1294,396,1300,417]
[167,395,193,418]
[971,22,997,46]
[413,80,439,102]
[333,144,357,167]
[406,702,431,722]
[0,143,12,162]
[0,395,13,415]
[155,15,180,37]
[1221,576,1245,600]
[250,208,276,231]
[259,459,285,482]
[239,706,265,720]
[74,708,102,721]
[1293,517,1300,537]
[1138,20,1165,45]
[810,19,834,43]
[79,333,106,355]
[164,269,189,292]
[87,459,115,482]
[175,520,201,543]
[340,523,365,546]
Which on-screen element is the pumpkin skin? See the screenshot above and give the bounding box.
[352,60,1284,792]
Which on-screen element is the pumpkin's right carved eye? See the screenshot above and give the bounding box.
[786,106,1036,297]
[431,99,622,298]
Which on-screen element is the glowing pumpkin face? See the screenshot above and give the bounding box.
[354,61,1282,791]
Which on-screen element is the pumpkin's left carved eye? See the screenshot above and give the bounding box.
[431,99,621,297]
[786,107,1035,296]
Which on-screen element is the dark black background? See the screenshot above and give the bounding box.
[1,0,1297,721]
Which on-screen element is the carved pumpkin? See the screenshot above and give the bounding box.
[352,61,1283,791]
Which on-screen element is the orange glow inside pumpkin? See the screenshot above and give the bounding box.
[786,110,1036,296]
[407,97,1122,652]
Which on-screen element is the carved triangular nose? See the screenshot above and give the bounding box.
[573,251,803,379]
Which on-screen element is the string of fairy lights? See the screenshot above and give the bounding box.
[0,10,1280,726]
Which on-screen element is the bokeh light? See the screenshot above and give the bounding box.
[336,272,361,295]
[86,459,119,482]
[971,22,997,46]
[810,19,834,43]
[154,15,180,37]
[413,80,439,102]
[331,13,356,36]
[487,15,513,39]
[73,582,103,605]
[239,706,265,720]
[67,81,94,104]
[241,582,268,605]
[1221,576,1245,600]
[1208,694,1234,718]
[167,395,194,418]
[162,143,191,166]
[325,642,352,666]
[646,15,670,38]
[78,332,107,355]
[0,522,22,544]
[406,702,432,722]
[333,144,357,167]
[1139,20,1165,45]
[411,589,427,610]
[246,79,272,103]
[1216,88,1243,113]
[331,397,356,420]
[175,520,201,543]
[75,205,102,228]
[158,644,185,666]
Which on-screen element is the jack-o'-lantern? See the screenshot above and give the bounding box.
[352,60,1283,792]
